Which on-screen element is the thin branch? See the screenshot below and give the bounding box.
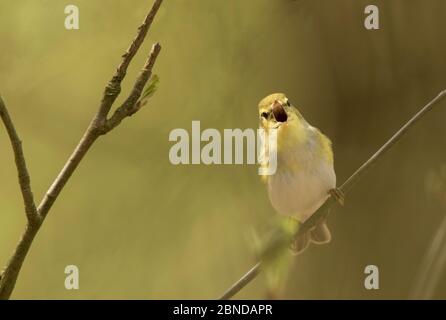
[219,89,446,300]
[97,0,163,121]
[0,97,39,224]
[0,223,39,299]
[36,121,101,219]
[0,0,163,299]
[219,263,261,300]
[38,7,163,219]
[104,42,161,132]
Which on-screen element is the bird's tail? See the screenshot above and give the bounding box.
[291,219,331,254]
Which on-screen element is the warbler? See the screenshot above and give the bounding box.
[258,93,343,254]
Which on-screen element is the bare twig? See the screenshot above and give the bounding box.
[0,0,163,299]
[38,0,163,218]
[0,97,38,224]
[219,89,446,300]
[0,98,41,300]
[219,263,261,300]
[104,42,162,132]
[96,0,163,121]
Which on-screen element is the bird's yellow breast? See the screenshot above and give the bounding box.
[267,120,336,220]
[276,118,333,172]
[276,119,307,153]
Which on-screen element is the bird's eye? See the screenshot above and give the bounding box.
[285,100,291,107]
[261,112,269,119]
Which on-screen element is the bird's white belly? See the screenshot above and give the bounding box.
[267,160,336,222]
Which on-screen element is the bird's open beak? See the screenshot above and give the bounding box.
[271,100,288,123]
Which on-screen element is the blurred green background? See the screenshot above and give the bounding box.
[1,0,446,299]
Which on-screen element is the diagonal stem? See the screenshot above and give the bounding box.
[0,97,39,224]
[97,0,164,120]
[37,123,101,219]
[104,43,162,132]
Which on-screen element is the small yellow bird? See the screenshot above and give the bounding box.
[258,93,342,253]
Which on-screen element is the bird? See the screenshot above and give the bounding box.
[258,93,343,254]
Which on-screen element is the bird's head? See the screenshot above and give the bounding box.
[258,93,303,130]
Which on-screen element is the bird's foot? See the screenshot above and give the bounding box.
[329,188,345,206]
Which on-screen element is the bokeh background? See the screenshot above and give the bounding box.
[1,0,446,299]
